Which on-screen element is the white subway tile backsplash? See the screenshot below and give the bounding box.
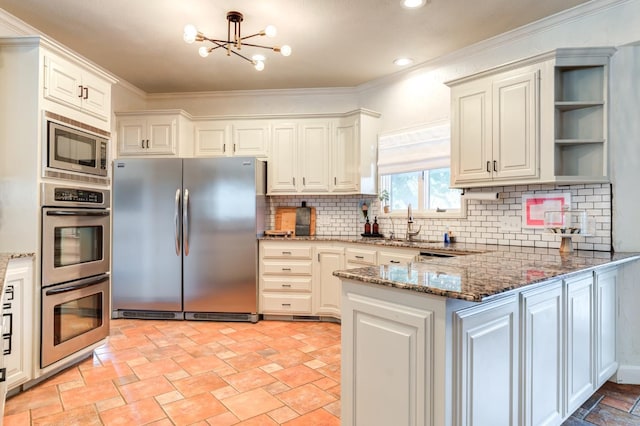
[266,183,612,251]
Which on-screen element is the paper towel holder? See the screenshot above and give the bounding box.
[460,190,501,200]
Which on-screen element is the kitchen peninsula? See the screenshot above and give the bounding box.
[334,244,640,426]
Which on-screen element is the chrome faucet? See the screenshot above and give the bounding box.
[406,203,421,241]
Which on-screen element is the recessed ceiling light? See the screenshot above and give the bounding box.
[402,0,426,9]
[394,58,414,66]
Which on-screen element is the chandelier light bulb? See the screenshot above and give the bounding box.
[264,25,277,38]
[252,54,266,62]
[183,24,198,44]
[254,60,265,71]
[280,45,292,57]
[198,46,210,58]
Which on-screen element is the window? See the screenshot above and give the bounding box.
[381,168,462,213]
[377,122,465,217]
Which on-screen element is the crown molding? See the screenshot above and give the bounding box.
[356,0,631,94]
[146,86,357,101]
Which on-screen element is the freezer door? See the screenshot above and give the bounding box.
[183,157,258,313]
[112,158,183,312]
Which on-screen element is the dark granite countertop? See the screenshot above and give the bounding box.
[334,247,640,302]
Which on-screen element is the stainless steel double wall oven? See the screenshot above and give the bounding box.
[40,183,110,367]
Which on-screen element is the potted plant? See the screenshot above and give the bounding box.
[379,189,390,213]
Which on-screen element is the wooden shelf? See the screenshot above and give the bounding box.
[555,101,604,111]
[555,139,605,145]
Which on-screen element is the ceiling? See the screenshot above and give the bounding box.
[0,0,592,93]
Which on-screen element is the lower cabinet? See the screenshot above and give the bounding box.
[595,267,618,387]
[314,247,344,317]
[521,280,564,426]
[565,273,595,415]
[342,282,441,426]
[453,295,519,426]
[1,257,34,411]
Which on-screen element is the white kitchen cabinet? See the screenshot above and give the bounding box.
[259,241,314,315]
[449,65,540,186]
[520,280,564,426]
[314,246,344,317]
[564,272,595,416]
[232,121,269,157]
[342,281,442,426]
[44,51,112,122]
[267,110,379,195]
[193,121,231,157]
[453,295,519,426]
[268,120,331,194]
[116,111,192,157]
[1,257,34,395]
[594,267,617,387]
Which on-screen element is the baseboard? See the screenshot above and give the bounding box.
[614,365,640,384]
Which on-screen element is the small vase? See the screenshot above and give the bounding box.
[383,205,390,214]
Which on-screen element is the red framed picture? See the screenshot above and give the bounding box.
[522,193,571,228]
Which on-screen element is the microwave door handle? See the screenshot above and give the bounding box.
[174,189,181,256]
[45,274,109,295]
[45,210,109,216]
[183,189,190,256]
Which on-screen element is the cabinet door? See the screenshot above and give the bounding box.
[268,123,298,193]
[492,69,539,180]
[314,247,344,317]
[565,273,595,415]
[232,121,269,157]
[342,285,434,426]
[333,118,359,192]
[80,71,111,120]
[146,116,177,155]
[44,54,83,110]
[194,122,231,157]
[451,79,492,184]
[521,281,563,426]
[595,267,617,387]
[118,118,147,155]
[299,122,331,193]
[3,258,34,391]
[454,295,518,426]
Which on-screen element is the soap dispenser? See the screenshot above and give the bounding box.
[372,216,379,235]
[364,217,371,235]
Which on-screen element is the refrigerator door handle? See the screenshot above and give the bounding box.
[174,189,181,256]
[183,188,190,256]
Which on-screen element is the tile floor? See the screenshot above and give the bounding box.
[3,319,341,425]
[3,318,640,425]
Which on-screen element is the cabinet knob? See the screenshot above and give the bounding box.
[282,268,292,272]
[282,284,292,288]
[390,260,401,264]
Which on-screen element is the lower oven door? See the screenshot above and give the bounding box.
[41,274,110,368]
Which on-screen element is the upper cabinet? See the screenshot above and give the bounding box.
[267,109,380,196]
[193,119,269,158]
[116,110,193,157]
[447,48,614,188]
[44,52,112,122]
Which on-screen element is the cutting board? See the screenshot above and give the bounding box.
[275,207,316,236]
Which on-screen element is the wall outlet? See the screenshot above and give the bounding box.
[499,215,521,232]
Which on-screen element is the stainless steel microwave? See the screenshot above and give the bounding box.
[47,121,108,178]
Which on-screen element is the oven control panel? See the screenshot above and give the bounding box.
[41,183,110,208]
[54,188,104,204]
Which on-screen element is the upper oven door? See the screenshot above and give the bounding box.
[42,207,110,286]
[48,122,108,177]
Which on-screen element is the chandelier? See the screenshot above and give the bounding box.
[183,11,292,71]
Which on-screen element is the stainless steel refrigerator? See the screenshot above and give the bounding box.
[111,157,266,322]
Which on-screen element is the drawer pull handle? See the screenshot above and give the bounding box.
[282,251,292,255]
[282,268,292,271]
[493,160,497,172]
[486,161,491,173]
[282,284,292,288]
[389,260,401,264]
[355,255,364,259]
[281,303,291,307]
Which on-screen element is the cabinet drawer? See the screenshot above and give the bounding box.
[262,276,312,292]
[345,248,377,266]
[262,261,313,275]
[378,251,418,265]
[261,293,312,314]
[263,245,313,259]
